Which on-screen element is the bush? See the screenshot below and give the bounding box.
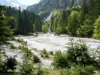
[41,49,47,54]
[4,56,17,72]
[9,44,16,49]
[20,60,34,75]
[65,65,95,75]
[0,55,4,72]
[51,51,68,68]
[18,45,33,57]
[44,54,49,58]
[52,39,100,71]
[40,53,44,57]
[49,51,53,55]
[33,55,41,63]
[16,39,27,45]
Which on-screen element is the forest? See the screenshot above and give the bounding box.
[49,0,100,39]
[0,0,100,75]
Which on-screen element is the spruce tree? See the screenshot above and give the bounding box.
[0,6,13,43]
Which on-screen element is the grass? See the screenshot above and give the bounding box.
[42,69,60,75]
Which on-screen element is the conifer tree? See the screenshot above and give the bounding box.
[93,16,100,39]
[0,6,13,43]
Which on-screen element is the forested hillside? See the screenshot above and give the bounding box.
[27,0,88,18]
[3,6,43,35]
[1,0,100,75]
[49,0,100,38]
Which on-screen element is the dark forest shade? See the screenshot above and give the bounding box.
[4,6,43,35]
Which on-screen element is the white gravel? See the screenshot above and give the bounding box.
[1,33,100,69]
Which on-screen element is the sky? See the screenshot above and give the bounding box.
[18,0,41,5]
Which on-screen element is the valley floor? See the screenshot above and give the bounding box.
[1,33,100,70]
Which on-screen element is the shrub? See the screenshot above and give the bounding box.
[0,55,4,72]
[52,38,100,71]
[33,55,41,63]
[49,51,53,55]
[51,51,68,68]
[40,53,44,57]
[20,58,35,75]
[16,39,27,45]
[4,56,17,72]
[10,44,16,49]
[65,65,95,75]
[44,54,49,58]
[9,44,16,49]
[41,49,47,54]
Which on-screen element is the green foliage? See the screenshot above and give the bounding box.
[41,49,49,58]
[20,57,35,75]
[0,6,14,43]
[16,39,27,45]
[0,54,4,72]
[55,27,63,35]
[65,65,95,75]
[9,44,17,49]
[48,0,100,38]
[35,31,38,37]
[50,9,70,34]
[49,51,53,55]
[18,45,32,57]
[38,10,50,18]
[52,39,100,71]
[44,54,49,58]
[4,56,17,72]
[77,24,93,37]
[52,51,68,68]
[33,55,41,63]
[3,6,43,35]
[36,65,44,75]
[42,23,48,33]
[40,53,44,57]
[93,16,100,39]
[41,49,47,54]
[67,11,80,36]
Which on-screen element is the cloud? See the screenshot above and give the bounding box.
[18,0,40,5]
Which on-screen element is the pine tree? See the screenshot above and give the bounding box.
[0,6,13,43]
[17,8,23,34]
[79,0,88,25]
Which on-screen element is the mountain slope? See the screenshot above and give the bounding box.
[27,0,87,14]
[0,0,27,9]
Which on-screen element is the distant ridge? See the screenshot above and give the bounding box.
[0,0,28,9]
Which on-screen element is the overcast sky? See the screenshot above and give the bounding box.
[18,0,41,5]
